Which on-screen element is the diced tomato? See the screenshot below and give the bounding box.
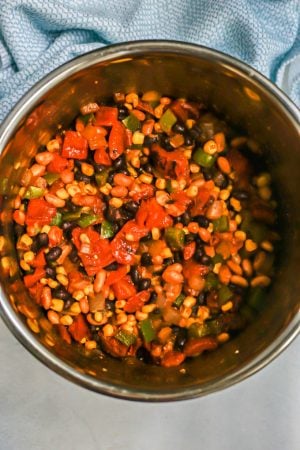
[58,325,72,344]
[72,227,115,275]
[69,314,90,342]
[111,220,149,264]
[48,226,63,247]
[183,241,196,260]
[131,183,155,202]
[112,275,137,301]
[82,125,108,151]
[170,100,188,122]
[124,290,150,313]
[125,129,133,147]
[68,270,91,294]
[62,131,88,160]
[109,121,126,160]
[28,282,44,303]
[47,153,69,173]
[94,147,112,166]
[136,198,173,229]
[151,144,189,179]
[32,250,46,268]
[25,199,57,227]
[95,106,118,126]
[24,268,46,288]
[191,187,211,216]
[169,191,192,216]
[72,194,104,216]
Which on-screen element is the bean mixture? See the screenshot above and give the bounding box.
[12,91,279,367]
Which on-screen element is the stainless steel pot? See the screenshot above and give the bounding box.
[0,41,299,401]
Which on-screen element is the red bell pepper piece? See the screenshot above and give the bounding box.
[95,106,118,126]
[69,314,90,342]
[109,121,126,160]
[62,130,88,160]
[72,227,115,275]
[112,275,137,301]
[28,282,44,303]
[94,147,112,166]
[190,187,211,216]
[136,198,173,229]
[170,101,189,122]
[58,325,72,344]
[124,291,150,313]
[47,153,69,173]
[24,268,46,288]
[104,265,128,287]
[25,199,57,227]
[32,250,46,268]
[111,220,149,265]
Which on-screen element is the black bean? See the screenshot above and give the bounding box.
[164,257,174,266]
[123,201,139,213]
[191,305,199,317]
[53,286,71,301]
[107,171,115,185]
[130,267,140,285]
[232,190,249,201]
[64,298,73,310]
[114,154,126,170]
[150,291,158,302]
[69,247,80,263]
[174,329,188,351]
[160,134,173,151]
[141,252,152,266]
[74,170,92,183]
[194,215,209,228]
[118,107,128,120]
[105,300,115,312]
[92,332,101,344]
[228,283,245,295]
[194,246,205,262]
[14,224,25,239]
[197,292,206,305]
[45,246,62,263]
[136,347,152,364]
[202,169,213,181]
[119,168,130,176]
[119,207,134,221]
[93,163,107,174]
[36,232,49,248]
[105,206,118,222]
[185,233,196,243]
[172,122,185,133]
[173,251,182,263]
[142,163,153,174]
[104,261,119,271]
[45,266,56,279]
[138,278,151,291]
[214,172,228,189]
[200,255,211,265]
[144,135,159,147]
[66,200,80,212]
[181,211,191,226]
[184,133,194,146]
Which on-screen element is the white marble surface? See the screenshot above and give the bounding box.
[0,319,299,450]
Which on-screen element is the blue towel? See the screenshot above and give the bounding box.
[0,0,299,122]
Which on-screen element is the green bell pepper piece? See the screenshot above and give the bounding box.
[95,170,109,187]
[205,272,219,290]
[213,215,229,232]
[24,186,45,199]
[115,330,136,347]
[173,294,185,308]
[44,172,60,186]
[240,304,256,322]
[0,178,8,195]
[165,227,185,250]
[247,287,266,312]
[50,212,62,226]
[240,211,267,244]
[159,108,177,133]
[188,319,223,338]
[166,180,173,193]
[122,114,141,132]
[77,214,98,228]
[139,318,156,343]
[62,210,82,222]
[193,148,216,168]
[218,285,233,304]
[212,254,223,264]
[101,220,115,239]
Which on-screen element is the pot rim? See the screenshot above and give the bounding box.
[0,40,299,402]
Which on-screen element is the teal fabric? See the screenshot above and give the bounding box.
[0,0,299,121]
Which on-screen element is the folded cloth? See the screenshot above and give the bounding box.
[0,0,299,122]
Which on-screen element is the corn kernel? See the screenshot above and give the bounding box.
[51,299,64,312]
[81,163,94,177]
[155,178,166,190]
[132,131,145,145]
[60,315,73,326]
[109,197,123,208]
[56,274,69,286]
[139,173,153,184]
[151,227,160,240]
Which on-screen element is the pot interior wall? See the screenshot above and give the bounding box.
[0,49,299,395]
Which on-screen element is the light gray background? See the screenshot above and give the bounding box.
[0,321,299,450]
[1,59,299,450]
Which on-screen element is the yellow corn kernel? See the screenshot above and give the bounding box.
[221,301,233,312]
[109,197,123,208]
[56,274,69,287]
[139,173,153,184]
[151,227,160,240]
[132,131,145,145]
[51,299,64,312]
[155,178,166,190]
[103,323,114,337]
[60,315,73,326]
